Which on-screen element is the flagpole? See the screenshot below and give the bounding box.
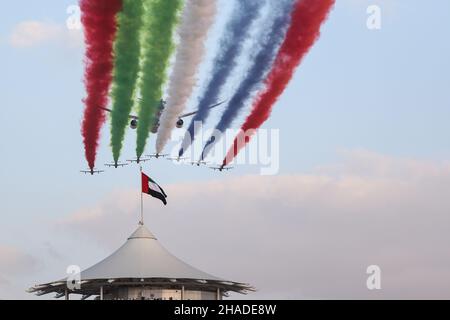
[140,166,144,225]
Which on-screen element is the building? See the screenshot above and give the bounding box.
[28,224,253,300]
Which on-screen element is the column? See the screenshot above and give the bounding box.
[216,288,221,300]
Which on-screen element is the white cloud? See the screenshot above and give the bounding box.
[0,245,38,275]
[9,20,82,48]
[56,150,450,299]
[0,245,38,289]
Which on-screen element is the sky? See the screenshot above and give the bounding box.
[0,0,450,299]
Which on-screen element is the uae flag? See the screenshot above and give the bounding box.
[142,172,168,205]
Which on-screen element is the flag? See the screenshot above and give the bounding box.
[142,172,168,205]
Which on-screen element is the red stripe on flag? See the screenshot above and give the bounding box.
[141,172,149,194]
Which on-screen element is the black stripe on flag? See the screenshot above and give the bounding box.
[142,173,167,205]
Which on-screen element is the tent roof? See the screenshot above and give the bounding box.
[28,224,254,297]
[80,224,220,281]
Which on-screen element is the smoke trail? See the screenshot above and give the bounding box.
[201,0,294,160]
[223,0,335,166]
[110,0,144,163]
[178,0,266,157]
[155,0,217,155]
[80,0,122,169]
[135,0,183,159]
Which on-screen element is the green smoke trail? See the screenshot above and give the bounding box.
[110,0,144,163]
[135,0,183,158]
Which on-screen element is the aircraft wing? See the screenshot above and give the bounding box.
[209,166,233,171]
[100,100,225,121]
[148,154,169,158]
[179,101,227,119]
[100,107,138,120]
[105,163,127,167]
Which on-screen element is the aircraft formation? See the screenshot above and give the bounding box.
[80,0,335,175]
[81,154,233,176]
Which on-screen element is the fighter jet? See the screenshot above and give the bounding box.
[167,156,188,163]
[147,153,169,159]
[127,157,151,164]
[105,162,129,169]
[209,165,233,172]
[191,160,209,167]
[80,168,104,175]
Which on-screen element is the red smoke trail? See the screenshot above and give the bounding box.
[223,0,335,166]
[81,0,122,169]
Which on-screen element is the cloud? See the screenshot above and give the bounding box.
[0,245,38,286]
[58,150,450,299]
[9,21,82,48]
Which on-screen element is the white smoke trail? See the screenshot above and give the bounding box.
[156,0,217,154]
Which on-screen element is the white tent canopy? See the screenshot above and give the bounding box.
[81,224,221,281]
[28,224,253,298]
